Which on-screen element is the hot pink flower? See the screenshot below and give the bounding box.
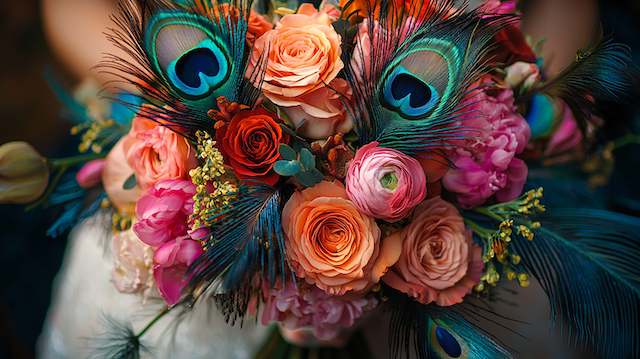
[153,237,203,305]
[443,79,530,208]
[383,197,483,306]
[133,179,196,248]
[262,281,377,341]
[346,142,426,222]
[481,0,516,15]
[544,101,584,157]
[76,159,106,189]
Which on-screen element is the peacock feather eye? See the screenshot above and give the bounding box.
[146,12,232,101]
[433,325,463,358]
[382,66,440,119]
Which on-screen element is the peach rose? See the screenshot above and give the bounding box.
[122,116,197,190]
[102,139,141,214]
[282,181,402,295]
[383,197,483,306]
[279,78,353,139]
[249,4,344,100]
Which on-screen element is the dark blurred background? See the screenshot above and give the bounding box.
[0,1,639,359]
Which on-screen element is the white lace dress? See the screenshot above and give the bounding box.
[37,219,269,359]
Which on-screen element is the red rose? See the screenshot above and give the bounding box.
[493,25,537,64]
[216,108,289,186]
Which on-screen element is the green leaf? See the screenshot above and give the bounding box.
[274,160,302,177]
[295,169,324,187]
[279,144,297,161]
[123,174,137,190]
[299,148,316,170]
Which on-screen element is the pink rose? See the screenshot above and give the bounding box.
[443,79,530,208]
[346,142,426,222]
[278,78,354,140]
[262,281,377,341]
[133,179,196,248]
[102,139,141,214]
[249,3,343,100]
[111,228,155,299]
[123,115,197,190]
[383,197,483,306]
[153,237,203,305]
[76,159,106,189]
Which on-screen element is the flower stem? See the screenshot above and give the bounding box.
[49,152,105,168]
[136,306,171,339]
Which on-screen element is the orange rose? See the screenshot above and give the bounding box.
[383,197,483,306]
[249,4,344,100]
[282,181,402,295]
[122,115,197,190]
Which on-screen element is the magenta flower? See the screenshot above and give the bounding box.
[346,142,427,222]
[133,179,196,247]
[262,281,377,341]
[153,237,203,305]
[443,79,530,208]
[76,159,106,189]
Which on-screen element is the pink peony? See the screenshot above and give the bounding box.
[153,237,203,305]
[76,159,106,189]
[133,179,196,248]
[262,281,377,341]
[443,79,530,208]
[346,142,426,222]
[383,197,483,306]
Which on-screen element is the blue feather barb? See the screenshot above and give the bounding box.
[513,208,640,358]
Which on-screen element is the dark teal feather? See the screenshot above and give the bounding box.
[512,208,640,358]
[188,184,290,323]
[343,0,515,154]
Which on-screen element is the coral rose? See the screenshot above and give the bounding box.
[102,139,141,214]
[282,181,402,295]
[123,115,197,190]
[383,197,483,306]
[133,179,196,248]
[278,78,354,140]
[346,142,426,222]
[153,237,203,305]
[249,4,343,100]
[247,10,272,47]
[216,108,289,186]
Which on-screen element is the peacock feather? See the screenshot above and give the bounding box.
[102,0,263,139]
[512,208,640,358]
[342,0,515,155]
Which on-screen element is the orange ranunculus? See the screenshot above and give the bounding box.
[248,4,343,101]
[282,181,402,295]
[122,115,197,191]
[383,197,483,306]
[247,10,272,47]
[215,108,289,186]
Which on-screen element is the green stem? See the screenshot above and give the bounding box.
[49,152,104,168]
[611,133,640,151]
[474,207,504,222]
[136,306,171,339]
[464,218,494,238]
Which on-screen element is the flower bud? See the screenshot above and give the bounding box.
[0,142,50,204]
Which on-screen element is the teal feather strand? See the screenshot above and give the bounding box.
[513,208,640,358]
[189,184,290,323]
[44,68,91,124]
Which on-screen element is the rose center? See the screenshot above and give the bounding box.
[428,239,445,259]
[380,172,399,191]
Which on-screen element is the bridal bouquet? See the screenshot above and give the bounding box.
[2,0,639,357]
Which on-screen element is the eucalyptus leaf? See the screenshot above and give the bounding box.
[295,169,324,188]
[123,174,137,190]
[299,148,316,170]
[274,160,302,177]
[279,144,297,161]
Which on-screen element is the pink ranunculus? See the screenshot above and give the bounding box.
[123,115,197,190]
[76,159,106,189]
[277,78,354,140]
[153,237,203,305]
[346,142,426,222]
[383,197,483,306]
[111,228,155,300]
[133,179,196,248]
[262,281,377,341]
[443,78,530,208]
